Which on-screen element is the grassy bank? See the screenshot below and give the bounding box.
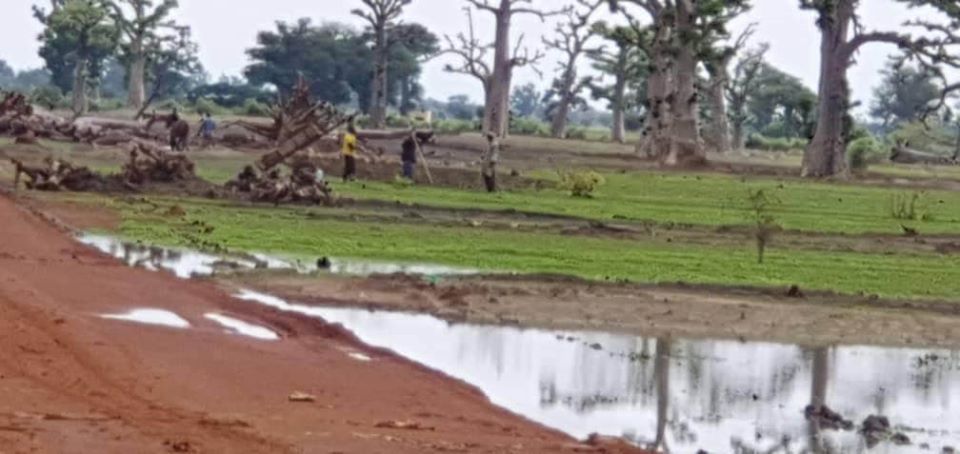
[109,196,960,299]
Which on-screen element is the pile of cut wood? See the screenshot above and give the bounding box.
[10,157,103,192]
[226,76,354,205]
[122,140,196,186]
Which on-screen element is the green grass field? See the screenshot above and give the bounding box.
[331,171,960,235]
[102,196,960,299]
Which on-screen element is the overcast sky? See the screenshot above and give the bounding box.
[0,0,940,114]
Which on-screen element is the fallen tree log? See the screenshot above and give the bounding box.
[891,143,957,165]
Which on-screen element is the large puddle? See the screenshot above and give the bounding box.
[81,234,960,452]
[78,233,478,278]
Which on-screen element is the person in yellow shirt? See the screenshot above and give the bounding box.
[341,124,359,182]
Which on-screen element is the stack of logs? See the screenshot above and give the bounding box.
[122,140,196,186]
[225,76,353,205]
[10,157,102,192]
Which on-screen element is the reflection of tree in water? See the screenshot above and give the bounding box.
[805,347,840,454]
[119,242,182,270]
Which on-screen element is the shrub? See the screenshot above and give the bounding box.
[890,191,934,222]
[565,127,589,141]
[239,98,271,117]
[847,136,884,172]
[558,170,605,198]
[743,189,782,264]
[90,98,124,112]
[745,134,807,152]
[29,86,65,110]
[510,117,548,136]
[433,119,476,135]
[193,98,228,116]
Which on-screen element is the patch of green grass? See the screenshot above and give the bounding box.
[330,171,960,235]
[115,197,960,299]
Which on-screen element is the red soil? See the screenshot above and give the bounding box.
[0,193,649,453]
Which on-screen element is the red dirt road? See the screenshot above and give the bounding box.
[0,194,645,453]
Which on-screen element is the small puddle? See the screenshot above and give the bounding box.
[204,313,279,341]
[101,309,191,329]
[235,289,960,453]
[79,234,478,278]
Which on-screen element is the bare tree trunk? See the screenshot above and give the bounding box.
[802,3,854,178]
[484,1,513,138]
[371,25,389,128]
[72,59,89,116]
[663,0,705,167]
[731,121,745,151]
[653,338,671,452]
[550,93,573,138]
[127,41,146,109]
[706,78,730,153]
[639,24,673,157]
[610,47,628,144]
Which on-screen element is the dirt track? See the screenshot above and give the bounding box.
[0,193,646,453]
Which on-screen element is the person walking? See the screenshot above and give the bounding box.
[341,124,359,182]
[481,132,499,192]
[197,113,217,148]
[401,132,418,180]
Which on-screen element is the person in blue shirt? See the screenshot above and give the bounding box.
[197,113,217,148]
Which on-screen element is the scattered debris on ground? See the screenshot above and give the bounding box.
[287,391,316,403]
[803,404,854,430]
[122,140,196,187]
[860,415,912,448]
[10,157,104,191]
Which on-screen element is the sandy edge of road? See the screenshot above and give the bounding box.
[0,191,649,453]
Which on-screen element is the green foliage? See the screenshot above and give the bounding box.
[745,134,807,151]
[743,189,782,264]
[890,192,935,222]
[239,98,271,117]
[847,137,884,171]
[35,0,119,93]
[432,119,476,135]
[870,59,941,130]
[566,127,589,141]
[509,117,549,136]
[888,121,956,155]
[90,97,125,112]
[193,97,227,116]
[557,170,605,198]
[747,63,817,139]
[511,83,542,118]
[29,85,66,109]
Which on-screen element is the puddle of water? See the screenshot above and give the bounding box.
[204,313,279,341]
[101,309,191,329]
[235,289,960,453]
[79,234,478,278]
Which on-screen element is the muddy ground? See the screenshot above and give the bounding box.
[0,192,648,453]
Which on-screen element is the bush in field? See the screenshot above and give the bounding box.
[888,121,955,154]
[510,117,548,136]
[743,188,782,264]
[566,127,589,141]
[745,134,807,151]
[239,98,271,117]
[29,85,65,110]
[890,191,934,222]
[558,170,605,198]
[433,119,476,135]
[847,136,884,172]
[157,99,183,112]
[90,98,124,112]
[193,98,228,116]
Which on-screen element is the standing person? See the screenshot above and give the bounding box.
[400,132,419,180]
[341,124,359,182]
[481,132,500,192]
[197,113,217,148]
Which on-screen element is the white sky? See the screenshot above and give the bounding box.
[0,0,942,111]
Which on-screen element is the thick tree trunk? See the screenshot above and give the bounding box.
[611,48,628,144]
[731,122,745,151]
[662,0,705,167]
[653,338,671,452]
[706,78,730,153]
[127,41,146,109]
[550,68,576,138]
[803,6,853,178]
[370,25,389,128]
[639,26,673,157]
[484,1,513,138]
[72,59,89,116]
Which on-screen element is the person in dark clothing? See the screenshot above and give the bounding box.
[400,131,435,181]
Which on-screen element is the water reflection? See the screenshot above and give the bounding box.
[233,292,960,454]
[78,233,479,278]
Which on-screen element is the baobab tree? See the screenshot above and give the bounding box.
[800,0,960,178]
[108,0,180,110]
[465,0,568,137]
[588,22,647,143]
[542,0,604,138]
[352,0,413,129]
[726,43,768,151]
[441,8,495,124]
[702,25,755,153]
[610,0,750,166]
